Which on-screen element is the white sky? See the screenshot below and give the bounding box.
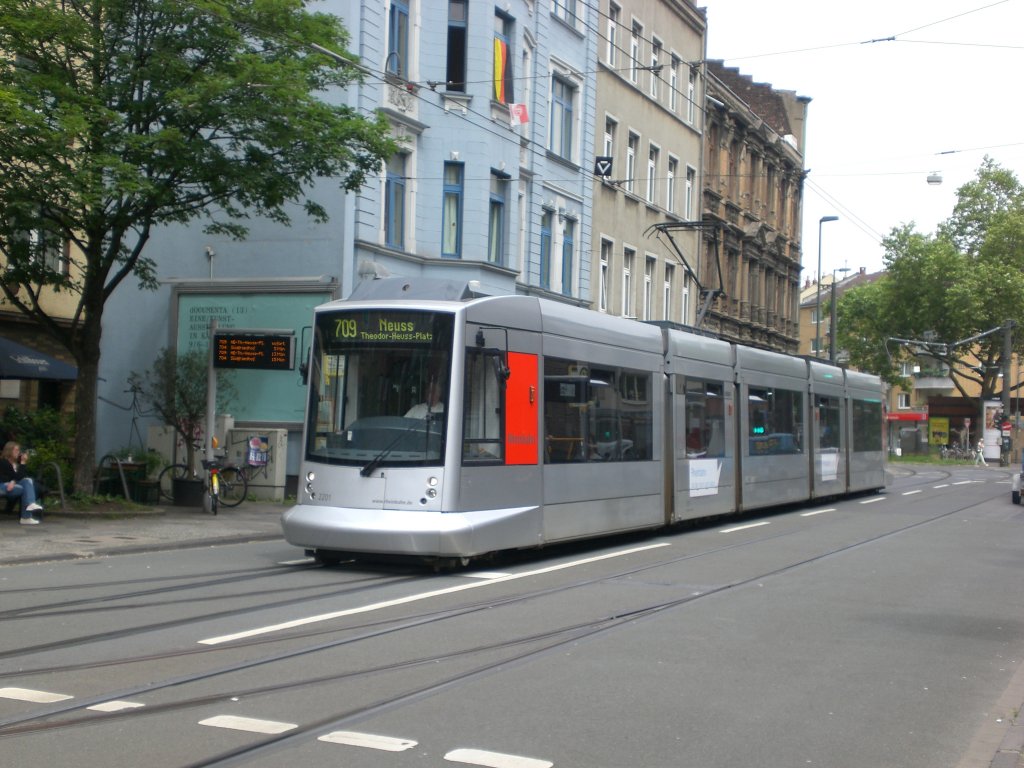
[702,0,1024,281]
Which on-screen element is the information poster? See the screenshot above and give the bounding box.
[176,291,331,424]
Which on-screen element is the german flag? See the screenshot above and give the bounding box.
[493,37,514,104]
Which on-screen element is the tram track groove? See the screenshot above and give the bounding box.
[0,483,1006,755]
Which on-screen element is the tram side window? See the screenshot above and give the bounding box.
[543,357,652,463]
[818,396,841,451]
[748,386,803,455]
[463,350,504,462]
[852,399,882,452]
[679,377,725,457]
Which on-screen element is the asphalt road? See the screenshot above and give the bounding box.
[1,464,1023,767]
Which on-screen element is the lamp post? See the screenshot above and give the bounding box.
[829,266,851,363]
[815,215,839,357]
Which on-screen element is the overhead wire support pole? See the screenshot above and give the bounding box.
[307,42,376,78]
[644,221,724,330]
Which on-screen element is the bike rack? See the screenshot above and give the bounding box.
[93,453,132,500]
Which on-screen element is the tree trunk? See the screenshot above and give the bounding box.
[70,289,105,494]
[72,355,100,494]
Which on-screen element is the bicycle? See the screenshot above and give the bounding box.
[157,456,248,511]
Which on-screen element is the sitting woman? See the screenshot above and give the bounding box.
[0,441,43,525]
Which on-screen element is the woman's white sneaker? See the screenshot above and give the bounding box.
[19,517,40,525]
[25,503,42,512]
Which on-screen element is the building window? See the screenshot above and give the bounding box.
[606,3,620,67]
[387,0,409,76]
[663,263,674,321]
[649,39,660,99]
[561,217,575,296]
[493,11,515,104]
[442,162,463,257]
[385,154,406,249]
[540,210,553,290]
[630,22,641,84]
[643,255,654,320]
[488,173,507,265]
[685,166,695,219]
[668,55,679,112]
[687,66,697,124]
[603,116,616,159]
[447,0,467,91]
[550,75,575,160]
[599,238,612,312]
[646,144,658,204]
[626,132,638,194]
[681,276,690,323]
[666,157,677,213]
[623,247,634,317]
[552,0,577,28]
[897,392,911,410]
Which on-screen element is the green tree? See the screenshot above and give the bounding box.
[129,348,236,476]
[838,158,1024,399]
[0,0,397,491]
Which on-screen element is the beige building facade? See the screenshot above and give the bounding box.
[590,0,706,324]
[698,61,809,353]
[0,240,79,415]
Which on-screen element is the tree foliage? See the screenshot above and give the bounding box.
[129,348,236,475]
[838,158,1024,399]
[0,0,397,490]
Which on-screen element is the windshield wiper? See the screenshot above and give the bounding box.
[360,417,435,477]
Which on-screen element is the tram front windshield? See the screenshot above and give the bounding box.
[305,309,454,468]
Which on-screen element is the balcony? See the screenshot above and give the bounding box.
[912,368,954,391]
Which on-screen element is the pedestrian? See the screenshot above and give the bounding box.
[0,441,43,525]
[974,438,987,467]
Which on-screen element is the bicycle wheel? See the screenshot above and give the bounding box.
[217,466,248,507]
[157,464,189,503]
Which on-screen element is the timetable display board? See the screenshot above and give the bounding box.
[175,291,332,424]
[214,333,294,371]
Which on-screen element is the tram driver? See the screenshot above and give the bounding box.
[405,379,445,419]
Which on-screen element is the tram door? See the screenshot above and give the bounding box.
[459,326,543,537]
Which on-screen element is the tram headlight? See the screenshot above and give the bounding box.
[426,487,437,498]
[306,471,316,482]
[428,476,438,487]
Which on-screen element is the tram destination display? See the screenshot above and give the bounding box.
[214,332,294,370]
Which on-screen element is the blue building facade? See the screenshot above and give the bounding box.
[96,0,598,476]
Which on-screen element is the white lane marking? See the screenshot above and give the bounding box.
[0,687,73,703]
[199,715,297,734]
[87,700,145,712]
[953,480,975,485]
[461,572,512,580]
[278,558,315,566]
[902,490,922,496]
[934,484,950,489]
[445,748,553,768]
[801,507,836,517]
[198,542,671,645]
[860,497,884,504]
[719,521,769,533]
[318,731,417,751]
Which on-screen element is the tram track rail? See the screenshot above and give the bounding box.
[0,480,1010,763]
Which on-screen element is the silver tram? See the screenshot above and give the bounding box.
[281,283,885,565]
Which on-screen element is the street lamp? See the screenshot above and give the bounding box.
[829,266,851,363]
[815,215,839,357]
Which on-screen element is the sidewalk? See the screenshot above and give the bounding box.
[0,500,286,566]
